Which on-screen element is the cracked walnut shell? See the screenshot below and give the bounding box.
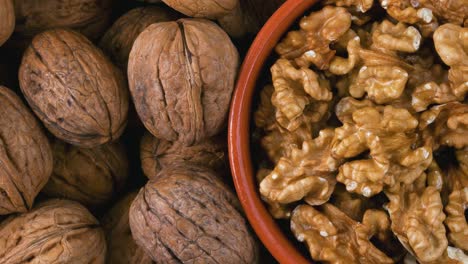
[129,165,257,264]
[128,18,239,146]
[19,29,129,148]
[0,86,53,214]
[0,199,106,263]
[0,0,14,47]
[42,140,128,208]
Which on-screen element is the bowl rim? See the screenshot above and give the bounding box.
[228,0,320,263]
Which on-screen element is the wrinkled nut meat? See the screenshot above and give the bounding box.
[19,29,129,148]
[42,140,128,208]
[291,204,393,263]
[102,192,153,264]
[128,18,239,146]
[13,0,112,40]
[0,86,53,214]
[129,165,257,264]
[140,132,226,180]
[0,199,106,263]
[100,7,176,70]
[0,0,14,47]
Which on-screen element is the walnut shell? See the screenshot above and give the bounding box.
[0,86,53,214]
[13,0,111,40]
[140,132,226,180]
[129,165,257,263]
[42,140,128,208]
[0,0,15,46]
[99,6,176,70]
[101,192,153,264]
[0,199,106,263]
[19,29,129,148]
[128,18,239,146]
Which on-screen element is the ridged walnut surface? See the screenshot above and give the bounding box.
[128,18,239,146]
[0,0,14,46]
[42,141,128,208]
[0,86,53,214]
[0,199,106,263]
[129,165,257,264]
[19,29,129,148]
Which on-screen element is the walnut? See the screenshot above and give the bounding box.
[0,199,106,263]
[99,7,176,70]
[275,6,352,70]
[370,20,422,54]
[332,102,433,197]
[290,203,393,263]
[19,29,129,148]
[41,140,128,208]
[0,86,53,214]
[385,173,448,263]
[0,0,14,47]
[129,165,258,263]
[323,0,374,13]
[101,192,153,264]
[160,0,249,37]
[140,132,226,180]
[419,102,468,149]
[260,128,340,207]
[13,0,112,40]
[128,19,238,146]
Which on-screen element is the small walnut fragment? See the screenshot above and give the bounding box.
[99,7,176,70]
[275,6,352,69]
[19,29,129,148]
[291,204,393,263]
[42,140,128,208]
[332,101,432,197]
[323,0,374,12]
[13,0,112,40]
[129,165,257,263]
[140,132,226,180]
[0,199,106,263]
[102,192,153,264]
[260,129,340,207]
[128,19,239,146]
[0,86,53,214]
[0,0,14,47]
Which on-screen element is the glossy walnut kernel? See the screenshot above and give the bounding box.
[0,199,106,263]
[0,0,14,47]
[19,29,129,148]
[128,18,238,146]
[0,86,53,214]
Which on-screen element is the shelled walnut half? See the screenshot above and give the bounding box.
[0,0,14,47]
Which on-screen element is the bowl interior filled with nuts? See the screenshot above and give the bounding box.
[229,0,468,263]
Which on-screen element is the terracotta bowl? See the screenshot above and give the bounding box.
[228,0,320,263]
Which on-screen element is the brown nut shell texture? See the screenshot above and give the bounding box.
[102,192,153,264]
[0,86,53,214]
[128,18,239,146]
[0,0,15,47]
[140,132,226,180]
[13,0,112,40]
[0,199,106,263]
[99,6,176,70]
[42,140,128,208]
[129,165,257,264]
[19,29,129,148]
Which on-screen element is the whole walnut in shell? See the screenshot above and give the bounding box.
[13,0,112,40]
[128,18,239,146]
[99,6,176,70]
[42,140,128,208]
[0,199,106,263]
[19,29,129,148]
[102,192,153,264]
[129,165,258,263]
[0,86,53,214]
[140,132,226,180]
[0,0,14,47]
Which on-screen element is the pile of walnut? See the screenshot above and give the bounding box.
[256,1,467,263]
[0,0,286,263]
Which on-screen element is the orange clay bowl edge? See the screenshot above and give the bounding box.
[228,0,319,263]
